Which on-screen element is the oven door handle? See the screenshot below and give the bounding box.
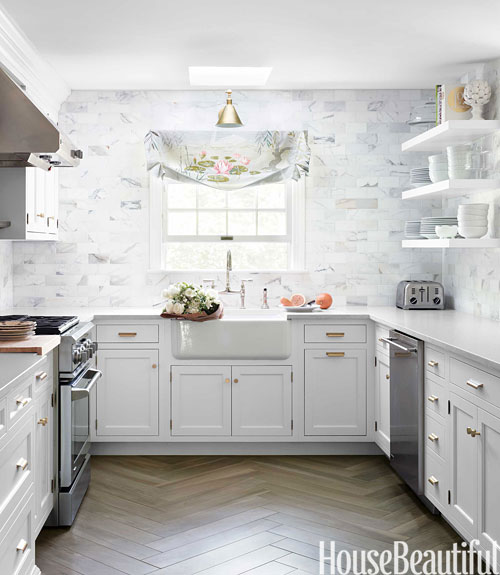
[379,337,417,354]
[71,369,102,399]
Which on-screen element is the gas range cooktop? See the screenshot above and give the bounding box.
[0,315,79,335]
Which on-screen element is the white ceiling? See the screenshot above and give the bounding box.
[2,0,500,90]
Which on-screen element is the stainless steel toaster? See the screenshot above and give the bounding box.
[396,281,444,310]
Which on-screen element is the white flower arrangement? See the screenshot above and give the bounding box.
[161,282,222,321]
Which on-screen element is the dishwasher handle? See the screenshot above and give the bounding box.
[379,337,417,354]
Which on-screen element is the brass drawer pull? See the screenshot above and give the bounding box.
[38,418,48,426]
[118,332,137,337]
[36,213,45,218]
[16,458,28,471]
[427,395,439,403]
[428,360,439,367]
[467,427,481,438]
[326,352,345,357]
[428,476,439,486]
[233,378,239,383]
[326,332,345,338]
[466,380,484,390]
[385,374,390,380]
[428,433,439,442]
[16,539,28,553]
[16,397,30,407]
[36,372,48,381]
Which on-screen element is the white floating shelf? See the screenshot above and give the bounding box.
[402,120,500,152]
[403,238,500,249]
[402,179,500,200]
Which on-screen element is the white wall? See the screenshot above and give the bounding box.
[11,88,441,309]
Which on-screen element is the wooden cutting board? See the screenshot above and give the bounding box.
[0,335,60,355]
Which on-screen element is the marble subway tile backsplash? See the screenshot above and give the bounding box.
[0,242,13,308]
[10,88,442,309]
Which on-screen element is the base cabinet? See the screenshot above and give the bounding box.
[171,365,292,437]
[96,349,159,436]
[33,388,53,537]
[374,352,390,456]
[304,349,366,436]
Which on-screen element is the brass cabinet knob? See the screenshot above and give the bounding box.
[233,378,239,383]
[385,374,390,380]
[152,364,157,369]
[36,213,45,218]
[427,395,439,403]
[428,476,439,486]
[16,458,28,471]
[225,378,230,383]
[36,371,48,381]
[16,539,28,553]
[428,433,439,442]
[467,427,481,438]
[38,418,48,426]
[428,360,439,367]
[16,397,30,407]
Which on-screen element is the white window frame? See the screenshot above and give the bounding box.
[149,176,305,271]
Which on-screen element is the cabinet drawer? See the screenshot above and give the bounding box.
[304,324,366,344]
[0,493,34,575]
[0,418,32,529]
[7,379,33,430]
[424,450,447,511]
[425,376,448,420]
[425,414,446,461]
[97,324,159,343]
[425,345,446,380]
[450,358,500,410]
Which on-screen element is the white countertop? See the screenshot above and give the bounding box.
[2,305,500,369]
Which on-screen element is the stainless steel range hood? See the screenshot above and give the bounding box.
[0,67,82,169]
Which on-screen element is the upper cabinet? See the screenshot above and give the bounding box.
[0,167,58,240]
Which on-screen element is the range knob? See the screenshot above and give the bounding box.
[72,346,81,364]
[410,297,418,305]
[433,297,441,305]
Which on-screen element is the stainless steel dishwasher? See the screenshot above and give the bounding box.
[380,330,425,497]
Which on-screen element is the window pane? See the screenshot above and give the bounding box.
[197,187,226,209]
[228,189,256,209]
[198,211,226,235]
[168,211,196,235]
[167,185,196,209]
[228,211,256,235]
[257,185,286,209]
[164,242,288,270]
[258,211,287,235]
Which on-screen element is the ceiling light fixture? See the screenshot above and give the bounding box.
[189,66,272,87]
[216,90,243,128]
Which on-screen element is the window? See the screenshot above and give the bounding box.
[149,178,304,271]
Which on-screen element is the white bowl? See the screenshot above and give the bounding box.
[458,226,488,238]
[458,218,488,226]
[458,203,489,210]
[449,170,473,179]
[458,207,489,215]
[429,172,448,183]
[429,153,447,163]
[435,225,458,239]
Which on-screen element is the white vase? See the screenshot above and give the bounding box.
[470,103,485,120]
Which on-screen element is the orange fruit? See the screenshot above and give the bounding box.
[290,293,306,307]
[280,297,293,306]
[316,293,333,309]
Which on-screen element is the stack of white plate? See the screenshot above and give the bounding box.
[405,220,423,238]
[447,145,474,179]
[420,216,458,239]
[428,154,449,183]
[410,167,432,187]
[0,320,36,341]
[457,204,489,238]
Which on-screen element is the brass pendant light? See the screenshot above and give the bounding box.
[216,89,243,128]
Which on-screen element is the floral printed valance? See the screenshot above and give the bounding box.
[144,130,310,190]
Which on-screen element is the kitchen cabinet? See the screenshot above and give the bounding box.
[96,349,159,436]
[449,392,478,540]
[170,365,292,437]
[0,167,58,240]
[34,387,53,537]
[374,352,390,456]
[232,366,292,436]
[171,366,231,436]
[304,349,366,436]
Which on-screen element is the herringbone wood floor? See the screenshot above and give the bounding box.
[37,455,461,575]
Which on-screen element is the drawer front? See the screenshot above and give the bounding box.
[425,449,447,511]
[7,379,33,430]
[425,345,446,380]
[0,418,33,523]
[304,324,367,344]
[97,324,159,343]
[425,413,446,460]
[425,376,448,420]
[450,358,500,411]
[0,493,34,575]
